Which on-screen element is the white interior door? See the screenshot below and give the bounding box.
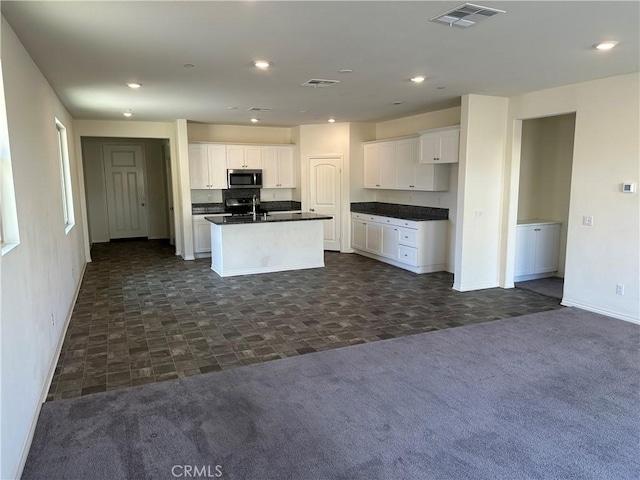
[103,144,148,239]
[309,157,341,251]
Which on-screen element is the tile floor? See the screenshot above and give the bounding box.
[48,240,562,401]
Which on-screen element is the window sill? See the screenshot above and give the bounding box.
[64,223,75,235]
[1,241,19,256]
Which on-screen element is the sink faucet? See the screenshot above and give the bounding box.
[252,194,257,221]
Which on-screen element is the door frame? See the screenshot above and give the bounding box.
[502,112,577,304]
[305,154,349,253]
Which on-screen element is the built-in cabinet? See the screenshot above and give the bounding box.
[351,212,446,274]
[363,136,450,191]
[188,144,227,189]
[227,145,262,169]
[514,221,561,281]
[193,214,216,255]
[188,143,296,189]
[262,146,295,188]
[418,127,460,164]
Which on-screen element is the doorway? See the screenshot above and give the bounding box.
[514,113,576,300]
[308,156,342,251]
[81,137,172,244]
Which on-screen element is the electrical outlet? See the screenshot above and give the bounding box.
[51,313,55,327]
[474,210,483,218]
[616,284,625,295]
[582,215,594,226]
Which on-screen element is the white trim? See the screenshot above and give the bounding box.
[561,298,640,324]
[1,241,19,256]
[452,280,499,292]
[13,262,87,480]
[211,261,324,278]
[514,272,557,283]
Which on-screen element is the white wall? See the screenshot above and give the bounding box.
[299,123,351,251]
[187,123,292,144]
[1,19,87,479]
[348,122,376,204]
[455,95,509,291]
[82,137,170,243]
[518,114,575,276]
[504,73,639,322]
[374,107,462,272]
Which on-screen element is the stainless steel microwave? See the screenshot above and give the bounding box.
[227,169,262,189]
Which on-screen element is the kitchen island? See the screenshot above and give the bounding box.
[205,212,332,277]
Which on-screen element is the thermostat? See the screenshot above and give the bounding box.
[621,182,636,193]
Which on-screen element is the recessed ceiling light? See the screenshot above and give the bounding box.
[227,106,238,110]
[250,118,259,123]
[436,86,446,90]
[594,41,618,50]
[126,82,142,89]
[410,76,425,83]
[254,60,270,69]
[123,111,133,117]
[183,63,195,68]
[299,110,307,113]
[339,69,354,74]
[328,118,336,123]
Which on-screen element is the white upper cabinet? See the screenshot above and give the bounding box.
[189,143,296,190]
[363,136,449,191]
[419,126,460,164]
[262,146,295,188]
[364,144,381,188]
[226,145,262,169]
[188,144,227,189]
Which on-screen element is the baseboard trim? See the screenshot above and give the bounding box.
[561,298,640,324]
[453,280,499,292]
[212,261,325,278]
[13,262,87,480]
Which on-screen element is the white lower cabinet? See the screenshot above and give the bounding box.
[351,212,447,274]
[193,215,213,255]
[514,221,561,281]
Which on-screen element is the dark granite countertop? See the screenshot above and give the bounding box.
[351,202,448,221]
[193,201,302,215]
[205,212,332,225]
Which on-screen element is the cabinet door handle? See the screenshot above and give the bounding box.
[309,208,315,212]
[534,228,541,231]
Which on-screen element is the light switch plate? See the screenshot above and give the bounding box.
[582,215,594,226]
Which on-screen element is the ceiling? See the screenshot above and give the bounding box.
[2,1,638,127]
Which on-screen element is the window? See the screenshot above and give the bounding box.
[55,118,74,233]
[0,61,20,255]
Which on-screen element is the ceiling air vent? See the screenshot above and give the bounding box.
[430,3,506,28]
[247,107,273,112]
[301,79,340,88]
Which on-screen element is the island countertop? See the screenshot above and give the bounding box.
[205,212,332,225]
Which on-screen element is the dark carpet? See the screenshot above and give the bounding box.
[516,276,564,300]
[23,308,639,480]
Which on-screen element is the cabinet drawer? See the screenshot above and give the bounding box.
[351,212,385,223]
[391,218,419,229]
[398,245,418,266]
[398,228,417,247]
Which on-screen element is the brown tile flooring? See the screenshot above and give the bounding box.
[48,240,562,401]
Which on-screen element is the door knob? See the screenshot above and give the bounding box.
[309,208,315,212]
[141,203,145,207]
